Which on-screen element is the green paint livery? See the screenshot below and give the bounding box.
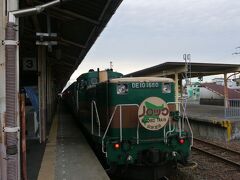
[145,101,164,110]
[64,69,192,174]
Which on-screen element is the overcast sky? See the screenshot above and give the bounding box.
[69,0,240,81]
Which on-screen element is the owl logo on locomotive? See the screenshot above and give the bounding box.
[138,97,170,131]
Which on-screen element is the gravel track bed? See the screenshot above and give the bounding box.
[178,137,240,180]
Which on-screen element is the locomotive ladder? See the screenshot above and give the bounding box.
[166,102,193,147]
[91,100,101,137]
[101,104,139,156]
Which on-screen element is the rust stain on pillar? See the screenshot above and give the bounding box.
[20,94,27,180]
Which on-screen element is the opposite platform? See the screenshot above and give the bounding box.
[38,104,109,180]
[186,104,240,141]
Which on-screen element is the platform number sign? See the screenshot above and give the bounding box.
[23,58,37,71]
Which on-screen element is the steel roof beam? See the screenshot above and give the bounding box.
[62,54,78,61]
[148,66,187,77]
[59,38,86,49]
[131,67,239,78]
[78,0,112,59]
[60,53,79,66]
[48,57,75,67]
[50,7,99,25]
[186,71,232,75]
[45,10,74,21]
[52,61,74,67]
[223,67,240,73]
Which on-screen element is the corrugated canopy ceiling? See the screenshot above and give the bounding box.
[20,0,122,87]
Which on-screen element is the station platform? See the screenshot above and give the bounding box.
[37,105,109,180]
[186,103,240,141]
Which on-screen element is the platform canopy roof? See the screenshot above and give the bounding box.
[126,62,240,79]
[20,0,122,87]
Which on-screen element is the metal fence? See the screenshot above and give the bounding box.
[225,99,240,118]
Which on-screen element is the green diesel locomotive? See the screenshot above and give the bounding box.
[63,69,193,177]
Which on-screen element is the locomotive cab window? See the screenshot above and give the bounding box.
[162,83,171,93]
[117,84,128,95]
[80,80,87,89]
[87,78,98,88]
[91,78,98,85]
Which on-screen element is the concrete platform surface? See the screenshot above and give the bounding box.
[186,104,239,122]
[38,105,109,180]
[27,140,45,180]
[185,104,240,141]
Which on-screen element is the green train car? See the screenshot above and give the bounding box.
[63,69,193,177]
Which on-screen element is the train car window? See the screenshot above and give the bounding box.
[117,84,128,95]
[162,83,171,93]
[86,78,98,89]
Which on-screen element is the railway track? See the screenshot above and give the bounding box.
[192,137,240,168]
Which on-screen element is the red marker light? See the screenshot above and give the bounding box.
[114,143,120,149]
[179,139,185,144]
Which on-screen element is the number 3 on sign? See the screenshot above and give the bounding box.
[23,58,37,71]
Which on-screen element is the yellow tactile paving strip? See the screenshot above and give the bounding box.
[0,129,2,143]
[37,113,58,180]
[0,114,3,143]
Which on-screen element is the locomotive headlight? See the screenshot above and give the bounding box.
[117,84,128,95]
[162,83,171,93]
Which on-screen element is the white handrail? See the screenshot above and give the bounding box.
[91,101,101,137]
[119,105,122,142]
[101,101,193,157]
[91,102,93,134]
[179,103,193,147]
[137,121,140,144]
[101,104,139,156]
[167,102,182,138]
[102,106,118,155]
[166,102,193,147]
